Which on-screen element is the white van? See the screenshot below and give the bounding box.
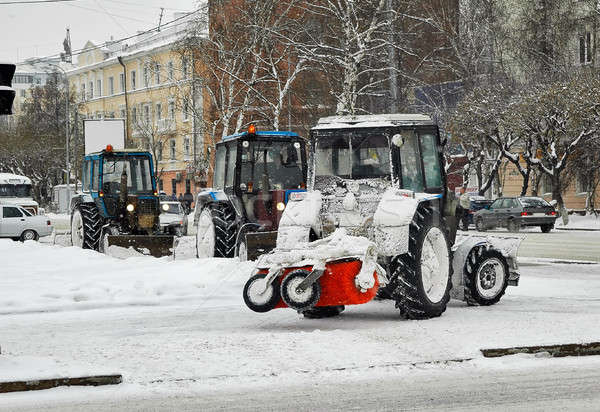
[0,173,40,215]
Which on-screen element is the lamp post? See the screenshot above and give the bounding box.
[43,62,71,208]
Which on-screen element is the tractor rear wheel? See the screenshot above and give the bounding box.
[196,203,237,258]
[390,208,452,320]
[71,204,102,250]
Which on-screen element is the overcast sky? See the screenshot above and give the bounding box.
[0,0,198,64]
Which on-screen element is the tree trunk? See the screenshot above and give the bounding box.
[552,175,569,225]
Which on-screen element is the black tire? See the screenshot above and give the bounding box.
[302,305,345,319]
[211,203,237,258]
[281,269,321,311]
[507,219,520,233]
[475,217,486,232]
[540,224,553,233]
[72,204,102,250]
[464,248,509,306]
[243,273,280,313]
[389,207,452,320]
[20,229,38,242]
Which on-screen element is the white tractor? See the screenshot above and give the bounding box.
[243,114,522,319]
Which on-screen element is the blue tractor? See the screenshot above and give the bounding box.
[70,145,174,257]
[194,125,307,261]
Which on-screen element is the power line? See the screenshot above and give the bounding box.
[0,0,76,4]
[17,8,203,66]
[64,2,154,25]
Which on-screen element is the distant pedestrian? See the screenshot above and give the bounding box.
[457,187,471,231]
[183,191,194,214]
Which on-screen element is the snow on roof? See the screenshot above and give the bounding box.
[0,173,32,185]
[312,114,435,130]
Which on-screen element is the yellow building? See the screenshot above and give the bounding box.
[67,16,209,198]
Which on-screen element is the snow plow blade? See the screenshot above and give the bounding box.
[245,231,278,261]
[107,235,175,257]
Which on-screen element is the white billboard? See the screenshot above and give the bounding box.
[84,119,126,155]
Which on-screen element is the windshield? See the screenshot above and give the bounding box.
[0,184,32,198]
[161,203,181,214]
[315,133,390,180]
[240,140,304,190]
[102,156,153,195]
[520,197,551,208]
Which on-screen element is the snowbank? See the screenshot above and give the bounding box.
[0,356,118,383]
[0,239,253,315]
[556,214,600,230]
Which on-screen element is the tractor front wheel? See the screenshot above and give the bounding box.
[71,204,102,250]
[196,203,237,258]
[390,208,452,320]
[464,248,509,306]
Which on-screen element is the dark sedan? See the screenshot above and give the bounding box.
[473,196,558,233]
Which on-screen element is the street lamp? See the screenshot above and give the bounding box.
[43,62,71,208]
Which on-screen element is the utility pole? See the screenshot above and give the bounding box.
[117,56,130,146]
[387,0,398,113]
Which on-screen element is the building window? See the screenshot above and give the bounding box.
[19,89,25,97]
[158,179,163,190]
[81,83,86,100]
[540,174,553,195]
[132,106,137,124]
[119,73,125,92]
[576,171,591,193]
[167,61,174,81]
[120,108,126,119]
[184,136,190,156]
[143,65,149,87]
[108,76,114,95]
[183,100,189,121]
[182,56,189,78]
[158,143,163,160]
[185,179,191,193]
[156,103,162,120]
[170,139,176,159]
[580,32,593,65]
[144,104,151,125]
[96,79,102,97]
[168,101,175,119]
[89,81,93,99]
[155,63,160,84]
[171,179,177,195]
[131,70,136,90]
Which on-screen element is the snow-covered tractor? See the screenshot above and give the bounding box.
[195,125,307,260]
[243,114,522,319]
[70,145,174,257]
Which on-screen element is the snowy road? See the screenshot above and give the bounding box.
[1,233,600,410]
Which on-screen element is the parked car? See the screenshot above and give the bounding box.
[473,196,558,233]
[466,196,494,225]
[0,204,53,241]
[159,201,188,236]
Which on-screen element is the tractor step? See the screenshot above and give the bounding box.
[107,234,175,258]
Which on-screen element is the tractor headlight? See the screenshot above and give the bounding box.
[126,203,135,212]
[276,202,285,212]
[162,203,169,211]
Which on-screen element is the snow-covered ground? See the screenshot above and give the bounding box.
[556,213,600,230]
[1,235,600,410]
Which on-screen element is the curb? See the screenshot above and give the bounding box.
[0,374,122,394]
[481,342,600,358]
[555,227,600,232]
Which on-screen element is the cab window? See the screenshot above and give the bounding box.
[213,145,226,190]
[82,160,91,191]
[397,131,424,192]
[3,206,23,218]
[92,160,100,191]
[225,144,237,188]
[419,133,442,190]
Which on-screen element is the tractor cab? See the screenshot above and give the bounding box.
[213,126,307,232]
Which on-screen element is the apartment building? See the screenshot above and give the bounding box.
[67,13,209,197]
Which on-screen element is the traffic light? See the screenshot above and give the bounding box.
[0,63,16,115]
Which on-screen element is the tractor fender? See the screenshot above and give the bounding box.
[450,234,523,301]
[193,190,228,225]
[69,193,94,213]
[372,189,441,257]
[277,191,322,249]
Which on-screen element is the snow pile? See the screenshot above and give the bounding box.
[556,214,600,230]
[0,356,118,383]
[0,239,254,315]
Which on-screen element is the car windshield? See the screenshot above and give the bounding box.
[102,156,153,195]
[520,197,551,208]
[240,140,304,190]
[315,133,390,179]
[161,203,181,214]
[0,184,32,198]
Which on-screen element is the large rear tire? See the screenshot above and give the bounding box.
[71,204,102,250]
[389,207,452,320]
[196,203,237,258]
[464,248,509,306]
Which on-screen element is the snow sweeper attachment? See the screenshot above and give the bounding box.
[105,234,176,258]
[243,229,388,314]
